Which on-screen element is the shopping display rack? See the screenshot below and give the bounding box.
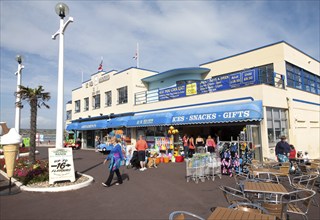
[186,154,221,183]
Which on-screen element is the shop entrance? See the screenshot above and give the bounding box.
[178,122,262,160]
[86,130,95,148]
[179,123,252,142]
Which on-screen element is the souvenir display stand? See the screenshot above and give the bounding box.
[218,139,255,176]
[148,126,184,164]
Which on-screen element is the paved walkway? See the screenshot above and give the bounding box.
[1,147,320,220]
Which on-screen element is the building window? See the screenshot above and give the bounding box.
[117,86,128,104]
[286,62,320,94]
[66,110,72,120]
[75,100,80,113]
[267,107,288,147]
[105,91,112,107]
[92,94,100,109]
[84,97,89,111]
[258,64,274,86]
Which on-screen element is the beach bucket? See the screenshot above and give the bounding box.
[160,157,164,163]
[3,144,19,178]
[175,155,184,163]
[164,157,169,163]
[155,157,160,165]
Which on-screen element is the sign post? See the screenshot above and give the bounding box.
[48,148,75,184]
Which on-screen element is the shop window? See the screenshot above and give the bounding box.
[117,86,128,104]
[105,91,112,107]
[75,100,80,113]
[84,97,89,111]
[267,107,288,147]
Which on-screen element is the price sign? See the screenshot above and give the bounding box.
[48,148,75,184]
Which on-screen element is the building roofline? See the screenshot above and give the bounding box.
[113,66,158,76]
[200,41,319,66]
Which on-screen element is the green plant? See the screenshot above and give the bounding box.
[0,157,49,185]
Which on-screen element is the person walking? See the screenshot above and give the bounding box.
[206,135,216,153]
[102,137,124,187]
[95,135,101,150]
[182,134,189,159]
[135,135,148,171]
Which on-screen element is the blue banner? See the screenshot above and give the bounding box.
[159,85,186,101]
[159,68,259,100]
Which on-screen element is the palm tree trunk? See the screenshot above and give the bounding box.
[29,98,37,164]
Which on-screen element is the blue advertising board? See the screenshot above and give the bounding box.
[158,68,259,101]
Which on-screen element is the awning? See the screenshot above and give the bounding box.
[66,122,79,131]
[108,116,131,128]
[171,100,263,125]
[127,112,173,127]
[76,119,108,130]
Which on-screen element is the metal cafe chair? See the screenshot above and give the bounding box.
[255,172,280,184]
[228,202,270,214]
[281,189,316,220]
[232,170,251,191]
[218,185,251,205]
[291,174,319,207]
[298,164,311,175]
[169,211,205,220]
[210,185,252,213]
[260,201,288,220]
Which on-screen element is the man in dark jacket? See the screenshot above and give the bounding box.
[275,135,290,161]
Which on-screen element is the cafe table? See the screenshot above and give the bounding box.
[244,181,289,203]
[207,207,276,220]
[250,167,292,184]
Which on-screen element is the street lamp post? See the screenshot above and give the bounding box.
[52,2,73,148]
[15,55,24,134]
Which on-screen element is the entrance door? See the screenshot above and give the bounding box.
[246,125,262,161]
[87,130,95,148]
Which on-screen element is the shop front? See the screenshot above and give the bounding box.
[127,100,263,163]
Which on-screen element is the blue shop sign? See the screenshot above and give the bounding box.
[171,100,263,124]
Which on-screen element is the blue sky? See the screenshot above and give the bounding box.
[0,0,319,129]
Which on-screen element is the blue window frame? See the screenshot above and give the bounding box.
[286,62,319,94]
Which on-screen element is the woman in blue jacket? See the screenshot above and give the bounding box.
[102,137,124,187]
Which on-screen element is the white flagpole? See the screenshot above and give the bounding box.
[81,70,83,83]
[137,42,139,68]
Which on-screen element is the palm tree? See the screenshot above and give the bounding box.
[15,85,50,164]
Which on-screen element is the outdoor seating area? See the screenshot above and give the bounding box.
[170,157,320,220]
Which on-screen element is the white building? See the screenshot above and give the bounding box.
[66,41,320,160]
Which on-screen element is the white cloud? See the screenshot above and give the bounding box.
[1,0,319,129]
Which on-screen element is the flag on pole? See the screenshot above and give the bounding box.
[133,43,139,68]
[133,51,138,60]
[98,58,103,71]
